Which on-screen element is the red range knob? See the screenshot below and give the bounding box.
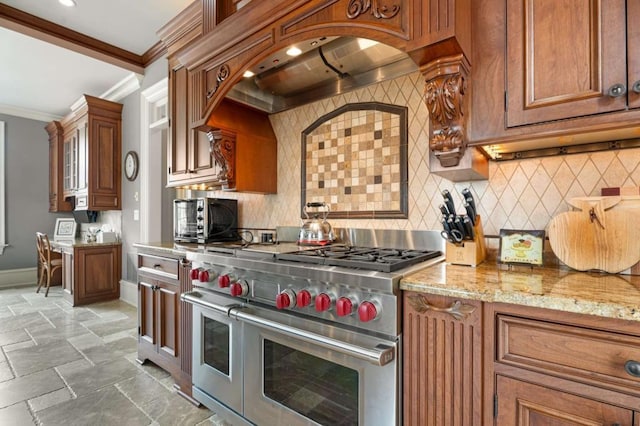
[315,293,331,312]
[218,274,231,288]
[190,268,201,280]
[230,283,243,297]
[198,270,210,282]
[276,293,291,310]
[358,301,378,322]
[336,297,353,317]
[296,290,312,308]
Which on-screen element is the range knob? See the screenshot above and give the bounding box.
[358,301,379,322]
[315,293,332,312]
[296,290,313,308]
[189,268,202,280]
[336,297,357,317]
[276,289,297,310]
[198,269,216,283]
[230,280,249,297]
[218,274,231,288]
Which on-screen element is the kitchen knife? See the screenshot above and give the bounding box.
[453,216,466,236]
[439,204,450,216]
[464,202,476,225]
[462,188,476,214]
[463,216,475,240]
[442,190,456,217]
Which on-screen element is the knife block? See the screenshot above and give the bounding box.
[445,215,487,267]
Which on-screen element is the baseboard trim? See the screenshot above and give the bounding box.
[120,279,137,306]
[0,267,36,288]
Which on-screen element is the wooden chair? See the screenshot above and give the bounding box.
[36,232,62,297]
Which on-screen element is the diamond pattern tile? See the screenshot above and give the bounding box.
[197,70,640,237]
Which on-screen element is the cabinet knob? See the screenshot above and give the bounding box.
[624,360,640,377]
[607,83,627,98]
[632,80,640,94]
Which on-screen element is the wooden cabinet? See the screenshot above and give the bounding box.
[45,121,73,212]
[496,376,634,425]
[48,95,122,211]
[58,243,121,306]
[137,253,195,401]
[403,292,483,425]
[488,303,640,425]
[470,0,640,147]
[403,293,640,424]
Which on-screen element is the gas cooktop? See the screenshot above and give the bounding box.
[276,245,442,273]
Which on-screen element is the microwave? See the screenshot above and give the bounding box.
[173,198,239,243]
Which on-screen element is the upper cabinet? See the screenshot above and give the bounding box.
[470,0,640,150]
[47,95,122,211]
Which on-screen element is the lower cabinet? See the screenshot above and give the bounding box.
[496,376,633,425]
[402,292,483,425]
[60,243,121,306]
[403,293,640,425]
[136,253,195,402]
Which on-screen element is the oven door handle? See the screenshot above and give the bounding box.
[230,308,395,367]
[181,291,244,316]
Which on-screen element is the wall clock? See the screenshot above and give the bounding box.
[124,150,139,181]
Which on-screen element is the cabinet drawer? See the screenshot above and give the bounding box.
[497,315,640,394]
[138,255,178,280]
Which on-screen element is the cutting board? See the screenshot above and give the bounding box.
[548,196,640,273]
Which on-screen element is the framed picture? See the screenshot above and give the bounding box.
[53,218,77,241]
[498,229,545,266]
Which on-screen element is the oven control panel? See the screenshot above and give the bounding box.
[189,262,398,336]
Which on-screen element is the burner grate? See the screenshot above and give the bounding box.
[276,247,442,272]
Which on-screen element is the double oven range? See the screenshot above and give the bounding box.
[181,229,444,426]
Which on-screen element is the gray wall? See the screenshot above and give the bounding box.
[0,114,69,270]
[121,58,174,282]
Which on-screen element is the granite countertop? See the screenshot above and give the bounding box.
[133,241,198,257]
[50,239,122,249]
[401,261,640,322]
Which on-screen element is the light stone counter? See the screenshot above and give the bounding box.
[132,241,200,258]
[401,261,640,322]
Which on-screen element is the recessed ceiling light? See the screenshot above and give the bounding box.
[243,70,255,78]
[59,0,76,6]
[286,47,302,57]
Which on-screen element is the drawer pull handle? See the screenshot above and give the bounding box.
[624,360,640,377]
[153,264,162,269]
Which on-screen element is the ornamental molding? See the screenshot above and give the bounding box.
[407,295,476,321]
[421,54,470,168]
[346,0,400,19]
[209,129,235,185]
[206,64,230,100]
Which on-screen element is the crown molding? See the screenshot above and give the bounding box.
[0,104,63,122]
[100,73,144,102]
[142,41,168,67]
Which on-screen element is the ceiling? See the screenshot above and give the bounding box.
[0,0,193,121]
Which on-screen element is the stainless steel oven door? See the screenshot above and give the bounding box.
[190,292,244,415]
[237,306,399,426]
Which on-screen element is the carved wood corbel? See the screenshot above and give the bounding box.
[208,129,236,188]
[422,54,470,167]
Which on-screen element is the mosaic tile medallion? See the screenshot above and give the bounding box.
[301,102,408,219]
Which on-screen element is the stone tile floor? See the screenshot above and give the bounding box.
[0,285,227,426]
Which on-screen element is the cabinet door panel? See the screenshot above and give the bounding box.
[157,284,179,360]
[506,0,627,127]
[403,292,482,425]
[497,375,633,425]
[169,64,190,181]
[138,280,156,350]
[90,118,119,193]
[75,247,119,304]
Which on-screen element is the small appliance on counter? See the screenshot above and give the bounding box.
[174,198,238,243]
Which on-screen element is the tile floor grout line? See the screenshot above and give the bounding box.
[53,365,78,399]
[113,381,155,423]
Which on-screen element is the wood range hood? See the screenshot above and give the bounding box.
[158,0,479,177]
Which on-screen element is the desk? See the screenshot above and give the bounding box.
[50,240,122,306]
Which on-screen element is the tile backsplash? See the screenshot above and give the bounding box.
[203,71,640,237]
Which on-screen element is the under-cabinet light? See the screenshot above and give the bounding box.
[286,47,302,57]
[243,70,255,78]
[59,0,76,7]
